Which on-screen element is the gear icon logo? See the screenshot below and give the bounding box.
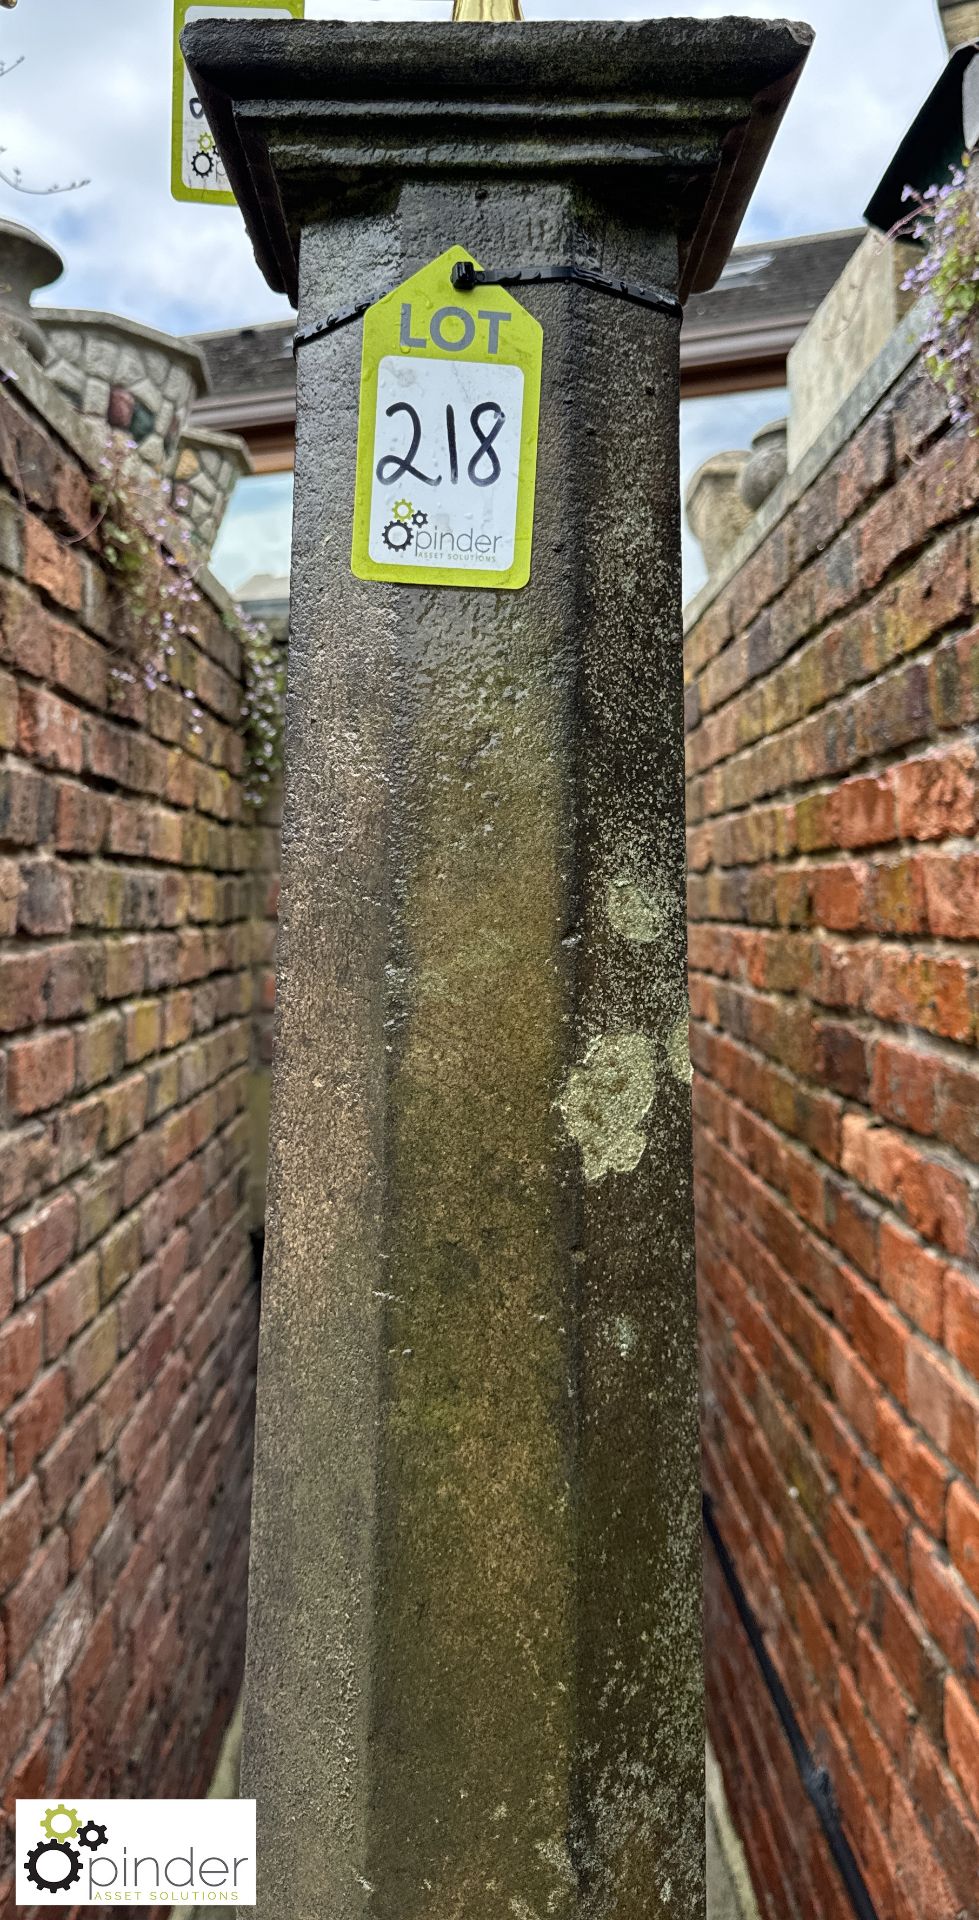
[192,148,215,179]
[411,509,428,529]
[41,1805,79,1843]
[382,518,413,553]
[24,1840,83,1895]
[24,1805,110,1894]
[391,498,415,523]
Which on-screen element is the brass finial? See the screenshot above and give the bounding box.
[451,0,524,17]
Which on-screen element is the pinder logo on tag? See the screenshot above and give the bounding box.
[16,1796,257,1905]
[23,1804,109,1896]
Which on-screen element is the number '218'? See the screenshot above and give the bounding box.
[376,402,505,491]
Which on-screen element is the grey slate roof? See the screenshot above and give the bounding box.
[194,318,295,400]
[683,228,864,337]
[189,228,866,419]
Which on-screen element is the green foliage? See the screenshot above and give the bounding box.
[236,612,286,811]
[902,158,979,432]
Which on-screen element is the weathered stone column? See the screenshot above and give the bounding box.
[185,21,810,1920]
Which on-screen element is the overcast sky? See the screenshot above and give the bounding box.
[0,0,948,338]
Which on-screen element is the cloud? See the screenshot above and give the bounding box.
[0,0,946,339]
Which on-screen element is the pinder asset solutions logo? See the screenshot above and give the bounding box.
[15,1799,256,1906]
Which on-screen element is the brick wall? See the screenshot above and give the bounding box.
[686,346,979,1918]
[0,348,259,1908]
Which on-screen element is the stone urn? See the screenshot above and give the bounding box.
[36,309,208,477]
[739,417,788,512]
[172,425,253,558]
[0,220,64,361]
[685,450,752,579]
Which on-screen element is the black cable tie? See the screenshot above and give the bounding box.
[294,259,682,353]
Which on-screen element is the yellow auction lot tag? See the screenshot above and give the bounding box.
[172,0,304,206]
[352,247,543,591]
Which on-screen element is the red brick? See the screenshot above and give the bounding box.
[844,1119,972,1258]
[66,1466,112,1575]
[23,514,81,612]
[857,1623,915,1764]
[877,1567,945,1740]
[34,1577,92,1706]
[44,941,98,1022]
[7,1368,67,1484]
[44,1252,99,1360]
[0,950,46,1033]
[0,1308,42,1416]
[38,1405,99,1525]
[51,621,108,709]
[893,744,977,841]
[17,1191,77,1292]
[67,1309,117,1405]
[948,1480,979,1604]
[936,1061,979,1166]
[868,947,974,1045]
[74,1008,121,1092]
[907,1342,979,1479]
[925,854,979,939]
[867,856,928,936]
[878,1220,945,1340]
[0,1233,12,1316]
[103,936,146,1001]
[0,1479,42,1597]
[816,1021,868,1100]
[853,1455,909,1582]
[945,1268,979,1382]
[878,1402,947,1536]
[0,855,19,936]
[946,1677,979,1821]
[831,774,897,848]
[0,1659,43,1779]
[94,1348,139,1454]
[906,1726,979,1919]
[871,1040,938,1137]
[813,862,867,931]
[0,664,16,748]
[17,685,83,773]
[0,762,52,845]
[888,1774,960,1920]
[842,1270,909,1404]
[2,1528,68,1670]
[54,779,108,854]
[66,1599,113,1719]
[6,1028,75,1116]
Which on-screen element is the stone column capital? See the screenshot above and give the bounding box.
[182,16,811,304]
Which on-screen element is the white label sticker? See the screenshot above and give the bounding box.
[180,6,291,196]
[367,354,525,573]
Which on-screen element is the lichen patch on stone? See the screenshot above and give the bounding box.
[667,1014,692,1085]
[555,1032,657,1181]
[605,875,667,943]
[611,1314,638,1358]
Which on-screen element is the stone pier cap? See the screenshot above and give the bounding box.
[182,16,812,305]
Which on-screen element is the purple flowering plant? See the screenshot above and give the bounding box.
[234,609,286,813]
[93,439,284,810]
[899,154,979,432]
